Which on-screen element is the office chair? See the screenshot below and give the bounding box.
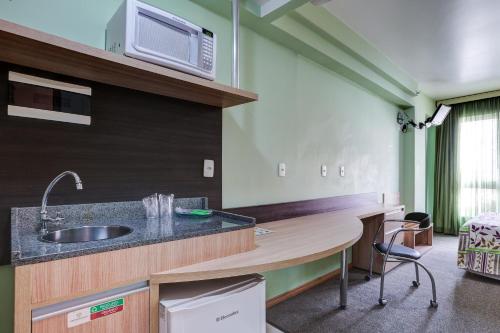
[365,212,438,308]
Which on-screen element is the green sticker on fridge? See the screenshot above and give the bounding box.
[90,298,125,320]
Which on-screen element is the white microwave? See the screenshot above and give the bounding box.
[106,0,216,80]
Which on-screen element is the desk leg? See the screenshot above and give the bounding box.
[340,249,348,309]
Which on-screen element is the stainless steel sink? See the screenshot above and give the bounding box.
[39,225,133,243]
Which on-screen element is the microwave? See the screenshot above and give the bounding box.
[106,0,216,80]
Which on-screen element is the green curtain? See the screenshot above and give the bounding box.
[434,102,460,234]
[434,97,500,235]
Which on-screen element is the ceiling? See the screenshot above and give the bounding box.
[320,0,500,100]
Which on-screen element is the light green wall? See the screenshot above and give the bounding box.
[291,4,416,96]
[400,94,435,212]
[0,0,123,50]
[0,266,14,333]
[191,0,416,106]
[426,126,437,217]
[225,51,401,207]
[0,1,416,331]
[400,108,416,212]
[414,94,435,211]
[262,250,350,299]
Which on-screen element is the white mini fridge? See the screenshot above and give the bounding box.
[159,274,266,333]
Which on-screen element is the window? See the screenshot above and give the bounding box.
[458,116,499,218]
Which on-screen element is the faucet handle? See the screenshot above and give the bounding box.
[54,211,65,222]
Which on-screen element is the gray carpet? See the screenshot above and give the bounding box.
[267,235,500,333]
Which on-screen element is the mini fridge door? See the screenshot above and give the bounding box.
[160,277,266,333]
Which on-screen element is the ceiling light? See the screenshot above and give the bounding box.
[398,104,452,132]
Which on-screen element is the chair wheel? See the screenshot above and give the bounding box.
[430,300,438,308]
[365,275,371,281]
[412,281,420,287]
[378,298,388,306]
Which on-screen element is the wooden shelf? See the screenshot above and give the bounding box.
[0,19,258,108]
[404,224,433,254]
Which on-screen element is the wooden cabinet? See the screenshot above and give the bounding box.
[352,207,406,274]
[32,289,149,333]
[26,229,254,307]
[14,228,255,333]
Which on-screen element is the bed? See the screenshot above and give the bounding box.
[458,213,500,279]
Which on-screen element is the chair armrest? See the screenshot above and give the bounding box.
[372,219,419,245]
[396,226,431,233]
[384,219,420,225]
[382,219,407,223]
[384,225,432,253]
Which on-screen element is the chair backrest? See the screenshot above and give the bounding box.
[405,212,430,228]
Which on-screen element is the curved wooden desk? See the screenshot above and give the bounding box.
[149,204,401,332]
[151,211,363,284]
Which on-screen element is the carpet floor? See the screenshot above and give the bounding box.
[267,235,500,333]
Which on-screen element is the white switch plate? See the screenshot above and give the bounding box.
[203,159,214,177]
[278,163,286,177]
[340,165,345,177]
[321,164,327,177]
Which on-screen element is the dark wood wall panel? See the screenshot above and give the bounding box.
[0,63,222,264]
[226,192,378,224]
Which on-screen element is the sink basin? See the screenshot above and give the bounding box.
[40,225,133,243]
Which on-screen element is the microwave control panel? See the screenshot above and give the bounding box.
[201,29,214,72]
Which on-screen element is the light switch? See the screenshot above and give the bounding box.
[203,159,214,177]
[278,163,286,177]
[340,165,345,177]
[321,164,327,177]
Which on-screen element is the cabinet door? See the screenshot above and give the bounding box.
[32,289,149,333]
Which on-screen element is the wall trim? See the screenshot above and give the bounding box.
[226,192,378,223]
[437,89,500,105]
[266,263,353,308]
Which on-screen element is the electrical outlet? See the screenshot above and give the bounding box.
[203,159,214,177]
[339,165,345,177]
[278,163,286,177]
[321,164,327,177]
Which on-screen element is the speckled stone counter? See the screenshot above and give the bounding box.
[11,197,255,266]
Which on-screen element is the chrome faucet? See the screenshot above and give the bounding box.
[40,171,83,235]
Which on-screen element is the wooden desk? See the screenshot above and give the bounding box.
[149,204,402,333]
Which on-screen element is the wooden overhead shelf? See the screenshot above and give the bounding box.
[0,19,258,108]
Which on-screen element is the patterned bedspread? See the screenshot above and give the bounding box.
[458,213,500,277]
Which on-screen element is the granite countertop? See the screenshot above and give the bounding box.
[11,197,255,266]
